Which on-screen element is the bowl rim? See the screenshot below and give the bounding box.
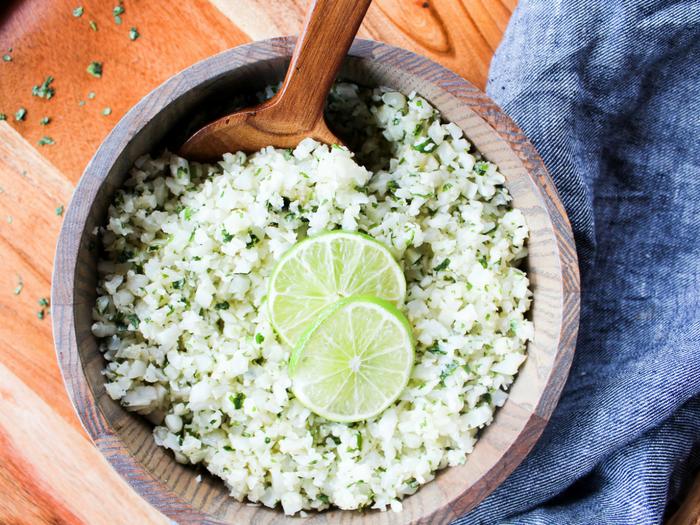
[52,36,580,524]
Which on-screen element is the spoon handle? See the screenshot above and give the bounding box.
[272,0,372,130]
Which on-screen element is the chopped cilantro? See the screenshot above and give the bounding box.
[129,27,139,41]
[474,161,489,175]
[356,432,362,450]
[478,256,488,268]
[412,138,435,153]
[183,207,192,220]
[439,362,458,385]
[0,114,6,120]
[55,205,64,216]
[72,6,84,17]
[255,333,264,344]
[426,342,446,355]
[386,180,399,193]
[40,116,51,125]
[113,5,124,16]
[214,301,229,310]
[230,392,245,409]
[413,123,423,135]
[37,309,45,320]
[102,107,112,115]
[15,107,26,121]
[2,54,11,62]
[264,437,271,444]
[89,20,98,31]
[126,313,139,328]
[433,258,450,272]
[32,76,55,99]
[13,276,23,295]
[318,494,330,504]
[87,91,96,99]
[221,229,233,243]
[246,233,259,248]
[114,15,122,24]
[172,279,184,290]
[38,136,54,146]
[86,61,103,78]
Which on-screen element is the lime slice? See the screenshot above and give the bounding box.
[268,231,406,347]
[289,296,414,423]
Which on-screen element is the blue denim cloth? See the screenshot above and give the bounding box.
[455,1,700,524]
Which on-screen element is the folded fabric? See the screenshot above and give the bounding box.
[456,1,700,523]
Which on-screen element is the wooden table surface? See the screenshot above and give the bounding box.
[0,1,696,524]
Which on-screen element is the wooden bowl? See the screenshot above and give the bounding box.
[52,37,580,524]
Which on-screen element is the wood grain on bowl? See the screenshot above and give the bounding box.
[52,38,579,525]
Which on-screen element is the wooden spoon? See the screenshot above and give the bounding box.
[179,0,372,161]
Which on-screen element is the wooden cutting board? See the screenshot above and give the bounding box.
[0,1,696,523]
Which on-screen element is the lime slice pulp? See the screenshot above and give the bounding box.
[289,296,414,423]
[268,231,406,347]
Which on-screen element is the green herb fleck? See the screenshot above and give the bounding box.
[13,276,23,295]
[439,362,458,385]
[214,301,229,310]
[172,279,184,290]
[37,309,45,320]
[221,229,234,243]
[386,180,399,193]
[433,258,450,272]
[32,76,55,99]
[474,161,489,175]
[2,54,11,62]
[255,333,264,344]
[38,136,54,146]
[102,106,112,116]
[0,114,6,121]
[246,233,259,248]
[55,205,64,216]
[230,392,245,409]
[413,123,423,135]
[355,432,363,450]
[318,494,330,504]
[426,342,446,355]
[87,91,96,99]
[72,6,84,17]
[89,20,98,31]
[129,27,139,41]
[78,100,86,106]
[114,15,122,24]
[113,5,124,16]
[126,313,139,328]
[40,116,51,125]
[15,107,26,121]
[478,256,488,268]
[264,437,271,444]
[412,138,435,153]
[38,297,50,307]
[86,61,103,78]
[182,206,192,220]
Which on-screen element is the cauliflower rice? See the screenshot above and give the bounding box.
[92,83,532,514]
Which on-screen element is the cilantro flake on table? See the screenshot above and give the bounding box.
[56,205,64,216]
[0,114,6,121]
[13,276,23,295]
[32,76,55,99]
[129,27,139,41]
[87,61,103,78]
[89,20,98,32]
[15,107,26,121]
[102,107,112,116]
[2,54,11,62]
[72,6,84,17]
[40,116,51,125]
[87,91,96,99]
[38,136,55,146]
